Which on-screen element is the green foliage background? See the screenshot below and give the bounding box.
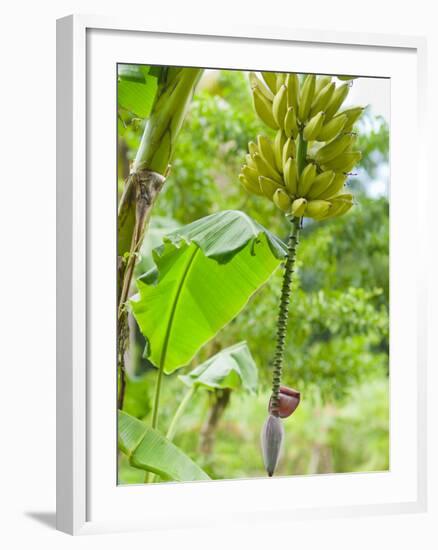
[118,69,390,482]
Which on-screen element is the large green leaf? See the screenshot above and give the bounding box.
[118,67,158,118]
[179,341,258,393]
[131,210,287,374]
[118,410,209,481]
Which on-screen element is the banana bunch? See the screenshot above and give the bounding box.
[239,72,365,221]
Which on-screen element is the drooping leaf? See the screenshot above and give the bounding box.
[131,210,287,374]
[135,216,181,276]
[118,410,209,482]
[179,341,258,393]
[160,209,286,263]
[118,73,158,118]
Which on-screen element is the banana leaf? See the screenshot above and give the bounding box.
[179,341,258,393]
[118,64,150,83]
[131,210,287,374]
[135,216,180,276]
[118,64,158,118]
[118,410,209,482]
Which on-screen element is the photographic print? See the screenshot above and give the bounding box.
[117,66,389,484]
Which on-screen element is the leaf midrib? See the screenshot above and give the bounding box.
[159,245,200,370]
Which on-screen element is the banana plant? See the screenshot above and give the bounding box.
[241,72,365,476]
[175,341,258,455]
[118,341,257,483]
[130,210,287,438]
[118,410,209,482]
[117,65,204,409]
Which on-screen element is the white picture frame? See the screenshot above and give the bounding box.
[56,14,428,535]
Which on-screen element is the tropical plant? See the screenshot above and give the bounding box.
[172,341,257,451]
[117,67,389,484]
[130,210,286,429]
[118,409,210,481]
[240,72,365,475]
[117,66,204,409]
[118,341,258,481]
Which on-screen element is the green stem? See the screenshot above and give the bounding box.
[297,132,308,176]
[270,216,301,414]
[133,68,203,174]
[117,69,203,412]
[150,246,199,430]
[151,361,165,430]
[166,387,196,442]
[145,386,196,483]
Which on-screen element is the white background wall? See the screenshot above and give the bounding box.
[0,1,436,548]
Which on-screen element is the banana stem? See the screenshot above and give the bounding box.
[144,360,166,484]
[270,216,301,415]
[144,386,196,484]
[117,68,203,411]
[166,386,196,442]
[297,132,308,176]
[151,359,165,430]
[133,68,203,175]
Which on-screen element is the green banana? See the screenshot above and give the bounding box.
[259,175,281,199]
[241,72,364,223]
[314,75,332,96]
[261,71,277,94]
[241,164,262,189]
[303,111,325,141]
[337,75,358,81]
[316,172,347,199]
[249,72,274,101]
[276,73,286,91]
[306,200,331,219]
[286,73,300,111]
[321,151,362,172]
[248,141,258,156]
[273,188,292,212]
[272,85,288,129]
[310,82,335,117]
[332,192,354,202]
[298,74,316,122]
[283,157,298,196]
[253,88,277,129]
[306,170,335,199]
[273,130,286,173]
[316,114,347,142]
[336,106,365,131]
[246,153,257,171]
[239,174,263,196]
[321,199,353,220]
[315,133,356,164]
[253,153,283,183]
[291,197,307,217]
[324,83,349,119]
[297,163,317,196]
[282,138,296,167]
[257,135,277,172]
[284,107,299,139]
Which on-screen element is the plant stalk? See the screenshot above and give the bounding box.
[117,68,203,410]
[144,383,196,484]
[270,216,301,415]
[297,132,308,176]
[199,388,231,457]
[166,386,196,442]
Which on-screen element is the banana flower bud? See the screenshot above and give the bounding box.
[261,414,284,477]
[269,385,300,418]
